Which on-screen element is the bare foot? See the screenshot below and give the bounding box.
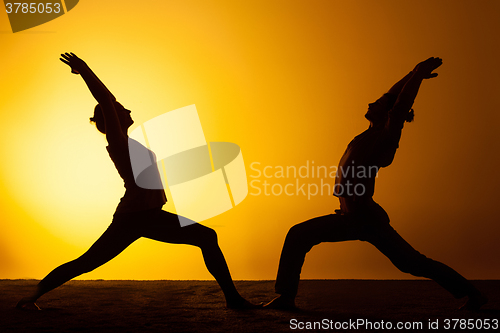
[459,292,488,311]
[226,298,263,310]
[16,297,41,311]
[263,295,296,310]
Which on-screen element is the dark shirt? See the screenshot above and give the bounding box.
[106,139,167,214]
[334,98,412,199]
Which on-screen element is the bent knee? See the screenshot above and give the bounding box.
[204,227,218,244]
[284,223,318,252]
[287,223,309,239]
[193,226,218,248]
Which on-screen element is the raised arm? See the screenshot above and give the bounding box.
[388,57,442,129]
[386,71,414,96]
[60,53,125,146]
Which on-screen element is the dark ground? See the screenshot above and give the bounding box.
[1,280,498,332]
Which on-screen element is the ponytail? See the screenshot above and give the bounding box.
[405,108,415,123]
[90,104,106,134]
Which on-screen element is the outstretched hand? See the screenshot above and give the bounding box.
[60,52,87,75]
[414,57,442,79]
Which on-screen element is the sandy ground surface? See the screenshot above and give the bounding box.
[1,280,498,332]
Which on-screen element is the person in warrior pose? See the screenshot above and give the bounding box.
[17,53,258,310]
[265,57,487,311]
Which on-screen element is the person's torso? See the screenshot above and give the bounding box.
[333,126,398,198]
[106,139,167,214]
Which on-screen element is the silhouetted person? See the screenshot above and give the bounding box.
[265,57,487,311]
[17,53,258,310]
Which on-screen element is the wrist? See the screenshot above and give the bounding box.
[412,70,427,79]
[77,64,91,74]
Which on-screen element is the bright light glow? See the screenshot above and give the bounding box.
[1,0,499,280]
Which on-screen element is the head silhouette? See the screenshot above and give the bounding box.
[90,102,134,134]
[365,93,414,126]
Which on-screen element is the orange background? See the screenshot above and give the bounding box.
[1,0,499,280]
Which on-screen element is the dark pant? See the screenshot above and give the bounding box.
[36,208,239,301]
[274,200,476,299]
